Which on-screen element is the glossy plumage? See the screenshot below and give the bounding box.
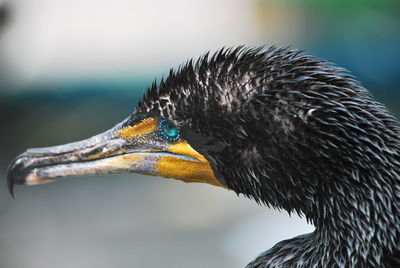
[135,47,400,267]
[7,46,400,267]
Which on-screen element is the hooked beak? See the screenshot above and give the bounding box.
[7,117,224,197]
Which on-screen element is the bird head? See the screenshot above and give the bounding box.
[7,47,399,227]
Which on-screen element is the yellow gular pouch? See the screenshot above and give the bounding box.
[157,140,226,188]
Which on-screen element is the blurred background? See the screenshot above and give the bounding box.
[0,0,399,267]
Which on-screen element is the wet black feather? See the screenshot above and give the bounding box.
[135,46,400,267]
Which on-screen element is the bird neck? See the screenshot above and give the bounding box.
[250,185,399,267]
[234,163,400,267]
[312,176,399,265]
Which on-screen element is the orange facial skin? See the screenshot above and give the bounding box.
[117,118,226,189]
[118,118,159,140]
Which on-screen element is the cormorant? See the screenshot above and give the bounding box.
[7,47,400,267]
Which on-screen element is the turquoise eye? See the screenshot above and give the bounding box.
[158,119,180,142]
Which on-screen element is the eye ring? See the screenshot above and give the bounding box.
[158,119,180,142]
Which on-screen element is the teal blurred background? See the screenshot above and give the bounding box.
[0,0,398,267]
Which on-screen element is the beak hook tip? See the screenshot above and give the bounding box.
[6,162,17,199]
[7,177,16,199]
